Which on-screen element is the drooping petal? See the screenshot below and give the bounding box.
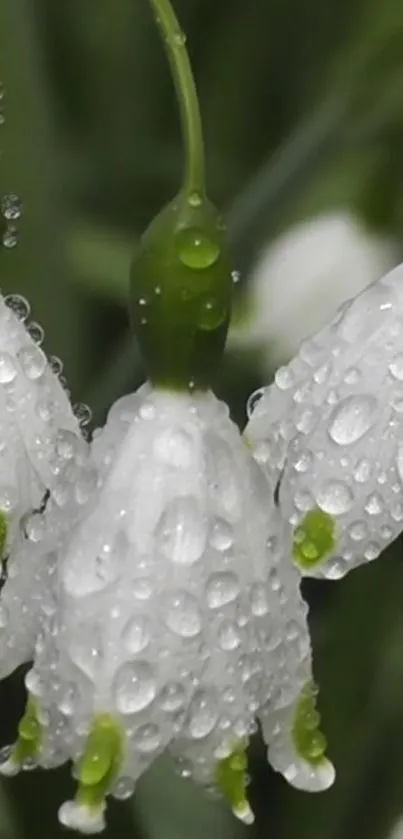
[245,262,403,579]
[23,388,283,829]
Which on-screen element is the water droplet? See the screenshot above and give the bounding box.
[58,684,78,716]
[199,297,226,331]
[0,352,16,383]
[133,578,153,600]
[122,616,150,654]
[246,388,264,418]
[218,620,241,650]
[250,582,269,616]
[209,517,233,551]
[294,452,313,473]
[157,496,207,565]
[0,605,9,628]
[275,367,295,390]
[389,354,403,381]
[18,345,46,380]
[364,542,381,561]
[187,689,218,739]
[133,723,161,753]
[316,480,353,515]
[231,270,240,284]
[114,661,156,714]
[206,571,239,608]
[328,396,376,446]
[173,29,186,46]
[2,225,17,248]
[49,356,63,376]
[1,194,22,221]
[313,363,331,385]
[4,294,30,321]
[158,682,186,712]
[364,493,383,516]
[27,321,44,345]
[176,227,219,270]
[165,590,201,637]
[153,427,193,469]
[188,192,202,208]
[344,367,361,385]
[354,458,371,483]
[73,402,92,428]
[112,777,135,801]
[348,521,368,541]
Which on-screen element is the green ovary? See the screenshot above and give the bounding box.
[292,682,327,766]
[215,740,254,823]
[75,715,124,812]
[292,508,335,570]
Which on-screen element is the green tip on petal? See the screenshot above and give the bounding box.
[0,509,8,560]
[75,715,124,812]
[130,191,232,391]
[215,741,254,825]
[11,696,41,767]
[292,508,335,570]
[292,682,328,767]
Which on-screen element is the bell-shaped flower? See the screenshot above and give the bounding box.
[5,386,333,832]
[229,211,398,369]
[245,261,403,580]
[0,292,90,679]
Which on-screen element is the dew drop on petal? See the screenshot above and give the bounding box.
[122,616,150,654]
[206,571,239,608]
[0,352,16,383]
[158,682,186,712]
[114,661,156,714]
[4,294,30,321]
[389,354,403,381]
[209,517,234,551]
[157,496,207,565]
[112,777,135,801]
[165,590,201,638]
[133,723,161,753]
[246,388,264,419]
[316,480,353,515]
[73,403,92,428]
[187,689,218,739]
[18,345,47,380]
[328,395,377,446]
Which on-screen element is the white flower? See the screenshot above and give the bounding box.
[9,386,333,830]
[229,211,398,367]
[0,292,89,678]
[245,261,403,579]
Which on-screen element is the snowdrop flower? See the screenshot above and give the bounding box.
[0,292,90,680]
[229,211,398,368]
[245,261,403,580]
[3,386,332,831]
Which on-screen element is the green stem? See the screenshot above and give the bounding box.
[147,0,205,196]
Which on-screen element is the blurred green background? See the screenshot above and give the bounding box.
[2,0,403,837]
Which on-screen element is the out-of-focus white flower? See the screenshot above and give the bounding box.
[245,261,403,580]
[0,292,90,679]
[4,387,333,832]
[388,816,403,839]
[229,211,399,368]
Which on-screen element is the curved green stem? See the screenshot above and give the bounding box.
[147,0,205,196]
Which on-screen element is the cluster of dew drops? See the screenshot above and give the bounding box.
[0,83,22,250]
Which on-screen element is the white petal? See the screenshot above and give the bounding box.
[246,262,403,579]
[58,801,106,834]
